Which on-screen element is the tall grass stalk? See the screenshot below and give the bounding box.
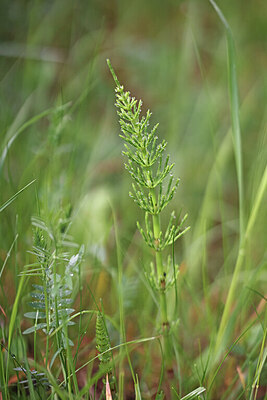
[6,272,28,397]
[209,1,245,239]
[112,208,137,399]
[208,0,245,357]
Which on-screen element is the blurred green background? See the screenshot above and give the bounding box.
[1,0,265,277]
[0,0,266,397]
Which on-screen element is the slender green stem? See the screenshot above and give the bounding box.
[7,273,27,393]
[209,0,245,242]
[113,207,135,399]
[150,190,172,370]
[114,209,125,400]
[52,252,68,390]
[75,263,83,366]
[43,269,50,369]
[150,191,167,319]
[0,344,8,400]
[152,213,168,326]
[63,323,75,398]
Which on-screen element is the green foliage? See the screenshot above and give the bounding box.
[180,387,206,400]
[96,311,112,369]
[109,58,187,224]
[23,213,84,349]
[107,59,189,291]
[137,212,189,252]
[96,311,118,398]
[0,0,266,399]
[12,366,50,393]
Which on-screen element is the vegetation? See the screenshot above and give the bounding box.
[0,0,266,399]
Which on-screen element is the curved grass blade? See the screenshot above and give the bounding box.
[180,387,206,400]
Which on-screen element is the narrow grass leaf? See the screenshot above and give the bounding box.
[209,0,244,239]
[134,375,142,400]
[50,347,63,369]
[0,233,18,280]
[0,180,35,213]
[0,345,7,399]
[8,275,27,349]
[180,387,206,400]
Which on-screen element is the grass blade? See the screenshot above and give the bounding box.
[180,387,206,400]
[0,179,36,213]
[0,234,18,279]
[0,108,53,174]
[6,273,28,390]
[134,375,142,400]
[209,0,244,240]
[208,0,247,360]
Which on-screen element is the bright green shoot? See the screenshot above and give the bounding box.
[107,59,189,374]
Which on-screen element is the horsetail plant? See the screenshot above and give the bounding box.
[107,60,189,376]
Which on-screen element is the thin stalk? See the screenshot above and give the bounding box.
[208,1,245,375]
[114,210,125,400]
[150,189,172,369]
[42,268,50,369]
[7,273,28,394]
[52,260,68,390]
[0,179,36,213]
[15,215,18,291]
[209,0,245,241]
[75,262,83,366]
[113,207,136,398]
[151,199,168,325]
[66,326,79,396]
[172,240,178,321]
[0,343,7,400]
[33,313,38,370]
[252,329,266,400]
[63,323,75,399]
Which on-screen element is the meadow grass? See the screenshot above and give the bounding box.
[0,0,266,399]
